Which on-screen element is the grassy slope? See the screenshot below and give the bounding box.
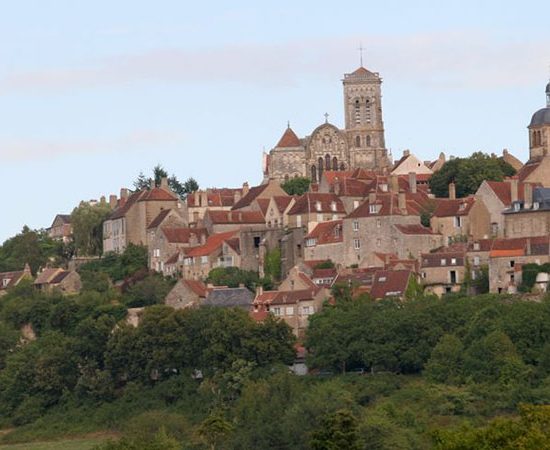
[0,434,113,449]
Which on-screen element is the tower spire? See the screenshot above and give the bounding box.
[358,43,364,67]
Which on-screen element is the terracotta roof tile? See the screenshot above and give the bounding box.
[147,209,172,229]
[432,197,475,217]
[288,193,345,215]
[517,161,541,182]
[183,280,208,297]
[305,220,343,245]
[206,210,265,224]
[232,184,269,210]
[347,193,421,218]
[276,127,302,148]
[184,230,239,257]
[369,270,411,300]
[139,187,178,202]
[162,227,208,244]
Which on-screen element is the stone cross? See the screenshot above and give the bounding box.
[324,112,329,123]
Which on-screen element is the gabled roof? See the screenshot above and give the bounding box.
[276,127,302,148]
[517,160,541,182]
[51,214,71,227]
[394,224,436,235]
[147,209,172,229]
[287,193,345,215]
[206,210,265,224]
[108,190,142,220]
[184,230,239,257]
[305,220,343,245]
[232,184,269,210]
[255,198,271,216]
[370,270,411,300]
[272,196,294,213]
[34,268,63,285]
[255,288,319,306]
[183,280,208,297]
[187,188,242,207]
[204,287,254,308]
[485,181,539,207]
[432,197,475,217]
[138,187,179,202]
[346,193,421,218]
[0,268,30,291]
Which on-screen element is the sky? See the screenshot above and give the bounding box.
[1,0,550,243]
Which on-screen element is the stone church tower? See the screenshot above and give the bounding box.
[528,80,550,159]
[264,65,391,183]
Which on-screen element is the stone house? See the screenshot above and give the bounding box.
[420,246,466,297]
[165,279,208,309]
[231,180,288,211]
[0,264,32,297]
[34,268,81,294]
[342,192,436,267]
[369,269,416,300]
[264,196,296,229]
[391,150,433,176]
[201,210,266,234]
[103,179,183,254]
[48,214,73,243]
[488,236,550,294]
[304,220,344,266]
[287,193,346,232]
[181,230,241,280]
[503,186,550,238]
[165,280,254,310]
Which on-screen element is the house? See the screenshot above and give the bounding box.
[164,280,254,310]
[202,286,255,310]
[430,185,490,243]
[391,150,433,176]
[0,264,32,296]
[369,269,416,300]
[48,214,73,243]
[287,193,346,231]
[187,186,246,224]
[103,179,184,253]
[165,279,208,309]
[34,268,81,294]
[488,236,550,294]
[231,180,288,211]
[503,186,550,238]
[264,196,296,229]
[516,156,550,186]
[304,220,344,266]
[202,210,266,234]
[420,245,467,297]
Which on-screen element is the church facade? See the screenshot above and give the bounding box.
[263,65,391,183]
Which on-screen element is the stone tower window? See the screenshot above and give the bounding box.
[365,99,371,123]
[355,136,361,147]
[354,99,361,125]
[311,165,317,183]
[366,135,371,147]
[325,154,331,169]
[332,157,338,170]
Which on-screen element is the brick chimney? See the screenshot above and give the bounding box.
[403,149,410,157]
[242,182,250,196]
[408,172,417,194]
[194,191,200,206]
[449,182,456,200]
[160,177,169,191]
[509,177,518,204]
[120,188,129,199]
[524,183,533,209]
[109,195,117,209]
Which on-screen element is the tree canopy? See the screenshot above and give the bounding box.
[133,164,198,200]
[71,201,112,256]
[281,177,311,195]
[429,152,516,198]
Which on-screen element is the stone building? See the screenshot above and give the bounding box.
[48,214,73,243]
[264,65,391,182]
[528,80,550,159]
[420,246,467,297]
[187,187,245,224]
[34,268,81,294]
[503,186,550,238]
[286,193,346,231]
[0,264,32,297]
[304,220,344,266]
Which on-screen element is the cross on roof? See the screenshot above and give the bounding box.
[358,43,365,67]
[324,112,329,123]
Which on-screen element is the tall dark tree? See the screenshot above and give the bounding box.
[132,165,199,200]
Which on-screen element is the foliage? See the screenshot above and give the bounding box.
[520,263,550,292]
[310,409,362,450]
[424,334,464,384]
[281,177,311,195]
[133,164,198,200]
[314,260,335,269]
[263,247,282,282]
[0,226,64,274]
[206,266,272,290]
[429,152,516,198]
[122,274,175,308]
[71,201,112,256]
[79,244,148,282]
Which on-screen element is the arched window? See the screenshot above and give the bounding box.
[354,99,361,125]
[311,165,317,183]
[355,136,361,147]
[318,157,324,180]
[325,154,331,169]
[366,135,371,147]
[332,157,338,170]
[365,99,371,123]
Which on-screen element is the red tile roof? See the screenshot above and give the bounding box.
[276,127,302,148]
[232,184,270,210]
[255,289,318,305]
[272,196,294,213]
[184,230,239,257]
[421,250,465,268]
[288,193,345,215]
[517,160,541,182]
[255,198,271,216]
[432,197,475,217]
[0,269,29,291]
[394,224,436,235]
[347,193,422,218]
[486,180,540,206]
[369,270,412,300]
[162,227,208,244]
[187,188,242,207]
[305,220,343,245]
[183,280,208,297]
[147,209,173,229]
[139,187,179,202]
[206,210,265,224]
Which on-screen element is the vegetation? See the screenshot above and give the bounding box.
[281,176,311,195]
[79,244,148,283]
[205,267,273,291]
[133,164,199,200]
[71,202,112,257]
[429,151,516,198]
[520,262,550,292]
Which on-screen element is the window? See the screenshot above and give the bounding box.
[421,272,427,279]
[297,215,302,227]
[510,260,515,268]
[441,258,446,266]
[315,201,322,211]
[513,203,520,212]
[533,202,540,210]
[184,258,191,266]
[285,307,294,316]
[254,236,261,248]
[273,307,282,316]
[355,135,361,147]
[471,270,477,280]
[354,238,361,250]
[317,213,323,222]
[449,270,457,284]
[353,200,359,209]
[366,135,371,147]
[376,238,381,247]
[454,216,462,228]
[306,238,316,247]
[302,306,313,315]
[376,219,381,228]
[451,258,457,265]
[365,99,371,123]
[369,204,378,214]
[354,99,361,125]
[153,248,160,257]
[2,278,9,288]
[201,256,208,264]
[331,201,337,212]
[352,221,359,231]
[473,256,480,266]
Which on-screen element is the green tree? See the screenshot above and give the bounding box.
[429,152,516,198]
[424,334,464,384]
[122,273,175,308]
[197,411,233,450]
[206,266,260,290]
[281,177,311,195]
[264,247,282,281]
[71,201,112,256]
[133,164,198,200]
[310,409,363,450]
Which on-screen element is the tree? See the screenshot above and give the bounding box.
[206,267,261,291]
[424,334,464,384]
[0,226,63,274]
[122,273,175,308]
[429,152,516,198]
[132,164,198,200]
[264,247,282,282]
[310,409,363,450]
[197,411,233,450]
[281,177,311,195]
[71,201,112,256]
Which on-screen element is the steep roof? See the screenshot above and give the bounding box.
[346,193,421,218]
[162,227,208,244]
[369,270,412,300]
[184,230,239,257]
[287,193,345,215]
[485,181,539,207]
[394,224,436,235]
[138,187,179,202]
[232,184,269,210]
[432,197,475,217]
[272,196,294,213]
[305,220,343,245]
[34,268,63,285]
[147,209,172,229]
[206,210,265,224]
[517,160,542,182]
[0,269,29,291]
[276,127,302,148]
[203,287,254,309]
[182,280,208,298]
[187,188,242,207]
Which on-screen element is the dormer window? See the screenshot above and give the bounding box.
[369,204,378,214]
[380,183,388,192]
[533,202,540,210]
[513,202,521,212]
[441,258,446,266]
[331,201,337,212]
[378,276,386,282]
[315,201,322,212]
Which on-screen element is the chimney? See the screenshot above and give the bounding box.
[524,183,533,209]
[201,233,206,245]
[256,285,263,297]
[201,191,208,207]
[120,188,129,199]
[526,238,531,256]
[509,177,518,204]
[369,192,376,204]
[160,177,169,190]
[149,178,155,189]
[23,263,31,276]
[194,191,200,206]
[109,195,117,209]
[100,195,106,204]
[390,174,399,193]
[334,180,341,196]
[408,172,417,194]
[398,192,407,214]
[403,149,410,157]
[228,211,233,221]
[449,182,456,200]
[242,182,250,196]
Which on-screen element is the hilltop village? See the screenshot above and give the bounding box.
[3,64,550,341]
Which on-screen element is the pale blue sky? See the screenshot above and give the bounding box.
[1,0,549,242]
